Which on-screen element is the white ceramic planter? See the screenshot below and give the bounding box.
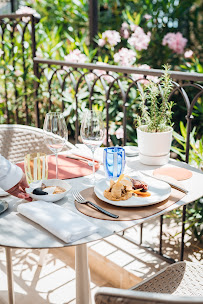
[137,126,173,165]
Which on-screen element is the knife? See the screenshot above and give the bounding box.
[140,171,188,194]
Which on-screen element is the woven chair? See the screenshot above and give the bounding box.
[0,124,74,163]
[0,124,75,266]
[94,262,203,304]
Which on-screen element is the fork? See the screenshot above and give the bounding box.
[72,191,119,219]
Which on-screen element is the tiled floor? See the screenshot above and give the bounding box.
[0,217,201,303]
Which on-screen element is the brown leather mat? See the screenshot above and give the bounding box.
[75,187,185,221]
[153,167,192,181]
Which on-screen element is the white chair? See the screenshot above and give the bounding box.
[94,262,203,304]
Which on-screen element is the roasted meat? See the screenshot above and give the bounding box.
[130,179,148,191]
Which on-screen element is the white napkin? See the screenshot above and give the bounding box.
[67,144,104,163]
[17,201,99,243]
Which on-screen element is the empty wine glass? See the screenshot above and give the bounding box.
[80,109,104,183]
[43,112,68,179]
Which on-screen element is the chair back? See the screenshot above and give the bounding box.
[0,124,73,163]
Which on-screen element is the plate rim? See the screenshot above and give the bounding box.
[0,200,9,214]
[94,176,171,207]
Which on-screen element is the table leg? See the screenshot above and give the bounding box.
[5,247,15,304]
[38,249,49,266]
[75,244,91,304]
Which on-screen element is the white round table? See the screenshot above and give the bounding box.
[1,157,203,304]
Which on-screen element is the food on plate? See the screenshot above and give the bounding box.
[32,184,66,195]
[52,186,66,194]
[104,174,151,201]
[130,179,148,191]
[33,188,48,195]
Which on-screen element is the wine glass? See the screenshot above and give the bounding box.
[80,109,104,183]
[43,112,68,179]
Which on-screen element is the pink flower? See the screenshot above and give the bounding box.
[114,48,136,66]
[64,49,87,63]
[98,39,106,47]
[132,64,158,84]
[99,30,121,47]
[121,22,129,30]
[14,70,21,77]
[130,24,137,32]
[16,6,36,22]
[162,32,187,54]
[0,49,4,57]
[144,14,152,20]
[128,27,151,51]
[120,22,130,39]
[184,50,193,59]
[36,50,43,58]
[115,127,124,140]
[93,62,114,83]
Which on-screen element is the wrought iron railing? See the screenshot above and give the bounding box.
[0,13,39,124]
[33,58,203,155]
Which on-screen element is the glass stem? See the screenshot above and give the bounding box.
[92,150,95,181]
[55,152,58,179]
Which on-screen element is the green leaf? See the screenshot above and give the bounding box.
[134,13,141,25]
[83,43,89,57]
[126,10,134,23]
[179,121,187,138]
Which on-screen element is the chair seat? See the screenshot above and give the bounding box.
[133,261,203,297]
[94,262,203,304]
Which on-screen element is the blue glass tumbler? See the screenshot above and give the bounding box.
[103,147,125,179]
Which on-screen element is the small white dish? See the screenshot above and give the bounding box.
[0,188,9,197]
[26,179,72,202]
[124,146,139,157]
[94,176,171,207]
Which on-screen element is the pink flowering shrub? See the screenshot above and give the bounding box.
[114,48,136,66]
[16,6,37,22]
[128,26,151,51]
[162,32,187,54]
[64,49,88,63]
[98,30,121,47]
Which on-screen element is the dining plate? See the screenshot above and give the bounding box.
[0,188,9,197]
[124,146,139,157]
[94,176,171,207]
[0,200,9,214]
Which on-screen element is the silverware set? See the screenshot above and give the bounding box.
[72,190,119,219]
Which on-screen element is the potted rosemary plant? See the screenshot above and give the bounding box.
[136,65,174,165]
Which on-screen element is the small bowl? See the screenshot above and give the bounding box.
[26,179,72,202]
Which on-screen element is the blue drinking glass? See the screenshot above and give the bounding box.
[103,147,125,179]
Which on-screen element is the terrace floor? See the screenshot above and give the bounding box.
[0,217,201,304]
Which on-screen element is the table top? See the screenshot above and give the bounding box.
[0,156,203,249]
